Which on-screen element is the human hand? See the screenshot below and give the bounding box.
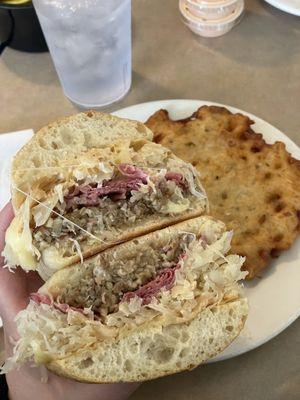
[0,203,140,400]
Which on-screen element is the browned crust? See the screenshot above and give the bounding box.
[11,110,153,209]
[146,106,300,279]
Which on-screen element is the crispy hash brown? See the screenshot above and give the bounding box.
[146,106,300,279]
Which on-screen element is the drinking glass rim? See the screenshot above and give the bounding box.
[0,1,32,10]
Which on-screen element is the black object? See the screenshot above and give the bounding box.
[0,1,48,54]
[0,373,8,400]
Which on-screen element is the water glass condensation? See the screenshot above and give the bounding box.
[32,0,132,108]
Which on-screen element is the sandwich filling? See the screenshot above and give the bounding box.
[30,163,206,265]
[2,220,247,372]
[38,232,194,319]
[33,165,191,239]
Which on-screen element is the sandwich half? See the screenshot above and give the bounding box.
[2,216,248,382]
[3,112,207,278]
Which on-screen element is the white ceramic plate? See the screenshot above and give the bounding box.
[264,0,300,16]
[112,99,300,362]
[0,100,299,362]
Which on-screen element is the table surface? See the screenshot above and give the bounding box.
[0,0,299,399]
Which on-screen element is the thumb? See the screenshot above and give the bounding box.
[0,202,14,260]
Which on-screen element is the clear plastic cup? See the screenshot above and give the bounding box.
[32,0,132,108]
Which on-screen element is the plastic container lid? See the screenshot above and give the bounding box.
[185,0,241,20]
[179,0,244,38]
[187,0,238,6]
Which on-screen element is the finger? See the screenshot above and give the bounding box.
[0,202,16,318]
[0,202,16,313]
[0,269,43,324]
[0,269,29,329]
[25,271,44,293]
[0,201,14,267]
[0,202,14,239]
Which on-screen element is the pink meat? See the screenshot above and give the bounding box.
[30,293,52,305]
[122,267,177,306]
[65,179,142,209]
[65,166,188,210]
[118,164,148,182]
[165,172,187,189]
[65,164,149,209]
[30,293,85,315]
[122,249,187,306]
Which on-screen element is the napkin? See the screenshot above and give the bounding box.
[0,129,34,210]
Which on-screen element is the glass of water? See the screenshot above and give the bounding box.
[32,0,132,108]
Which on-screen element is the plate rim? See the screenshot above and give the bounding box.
[263,0,300,16]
